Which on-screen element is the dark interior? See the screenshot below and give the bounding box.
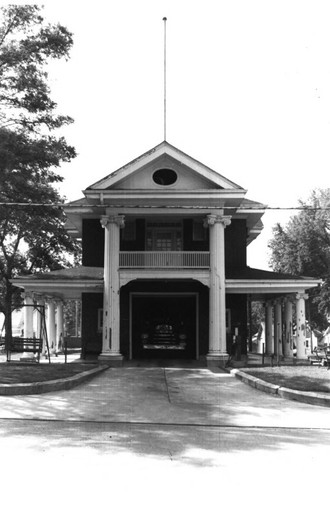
[132,295,197,359]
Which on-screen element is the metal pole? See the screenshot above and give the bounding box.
[163,17,167,141]
[262,342,265,366]
[277,322,280,366]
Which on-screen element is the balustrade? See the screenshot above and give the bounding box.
[119,251,210,268]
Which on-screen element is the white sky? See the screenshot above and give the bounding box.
[16,1,330,269]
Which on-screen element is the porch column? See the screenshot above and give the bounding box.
[36,297,46,357]
[22,292,35,359]
[274,299,282,361]
[265,301,274,355]
[205,213,231,366]
[47,300,56,354]
[56,301,64,352]
[296,293,308,358]
[23,292,34,338]
[36,296,44,339]
[99,214,125,365]
[283,298,293,357]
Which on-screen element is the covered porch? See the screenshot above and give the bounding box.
[9,267,103,357]
[11,265,321,365]
[226,267,322,361]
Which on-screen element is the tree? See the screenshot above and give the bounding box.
[0,5,80,341]
[0,5,73,133]
[268,189,330,329]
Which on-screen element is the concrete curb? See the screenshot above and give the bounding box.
[0,365,109,396]
[231,369,280,395]
[277,387,330,407]
[231,368,330,408]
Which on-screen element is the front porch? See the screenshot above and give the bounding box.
[10,265,321,367]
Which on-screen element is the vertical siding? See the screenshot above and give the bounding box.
[81,293,103,355]
[225,219,247,269]
[183,219,209,251]
[120,219,145,251]
[82,219,104,267]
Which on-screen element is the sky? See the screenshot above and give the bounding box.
[12,0,330,269]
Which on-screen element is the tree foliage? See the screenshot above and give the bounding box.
[268,189,330,329]
[0,5,80,339]
[0,4,73,133]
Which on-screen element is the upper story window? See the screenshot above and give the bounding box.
[146,221,182,251]
[152,168,177,186]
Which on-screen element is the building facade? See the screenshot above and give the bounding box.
[13,142,320,365]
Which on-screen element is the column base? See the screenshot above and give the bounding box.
[206,353,229,368]
[98,353,124,366]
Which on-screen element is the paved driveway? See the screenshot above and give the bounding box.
[1,368,330,510]
[0,366,330,427]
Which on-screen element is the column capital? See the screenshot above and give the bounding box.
[33,293,44,302]
[296,292,308,301]
[23,291,34,301]
[204,214,231,228]
[100,215,125,229]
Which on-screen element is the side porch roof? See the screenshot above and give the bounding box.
[11,266,321,301]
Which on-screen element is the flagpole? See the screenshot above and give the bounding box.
[163,17,167,141]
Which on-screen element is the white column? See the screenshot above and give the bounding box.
[35,297,46,357]
[56,301,64,352]
[22,292,35,359]
[283,298,293,357]
[296,293,308,358]
[265,301,274,355]
[99,215,125,364]
[205,213,231,366]
[274,299,282,360]
[47,300,56,353]
[23,292,34,338]
[36,297,45,339]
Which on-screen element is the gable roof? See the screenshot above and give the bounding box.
[64,141,266,242]
[87,141,244,191]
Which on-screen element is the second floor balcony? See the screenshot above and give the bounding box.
[119,251,210,269]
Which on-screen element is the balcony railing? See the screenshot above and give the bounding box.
[120,251,210,268]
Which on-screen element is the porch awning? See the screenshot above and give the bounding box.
[11,265,321,300]
[11,266,104,300]
[225,266,321,296]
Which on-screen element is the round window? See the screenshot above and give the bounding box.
[152,169,177,186]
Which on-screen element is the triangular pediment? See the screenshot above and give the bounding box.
[87,141,243,192]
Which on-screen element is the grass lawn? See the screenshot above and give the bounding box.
[243,366,330,393]
[0,363,99,384]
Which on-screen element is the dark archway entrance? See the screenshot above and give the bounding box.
[130,293,198,359]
